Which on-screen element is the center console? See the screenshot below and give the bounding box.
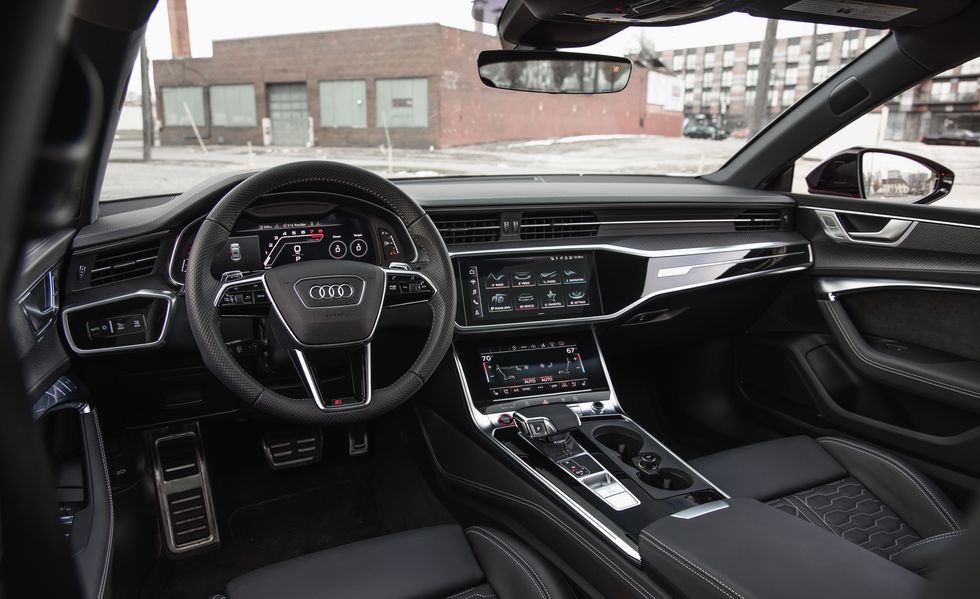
[454,331,726,562]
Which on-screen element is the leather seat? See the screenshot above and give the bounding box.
[223,524,576,599]
[689,435,966,576]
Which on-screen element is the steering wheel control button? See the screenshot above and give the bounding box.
[383,273,434,307]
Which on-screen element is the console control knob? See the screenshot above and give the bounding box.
[633,452,661,472]
[591,401,605,414]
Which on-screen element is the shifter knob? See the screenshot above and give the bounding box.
[513,404,581,440]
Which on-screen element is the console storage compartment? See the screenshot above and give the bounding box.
[640,498,926,599]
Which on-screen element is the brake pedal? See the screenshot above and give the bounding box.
[262,428,322,470]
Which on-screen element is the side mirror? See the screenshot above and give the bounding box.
[805,147,954,204]
[477,50,631,94]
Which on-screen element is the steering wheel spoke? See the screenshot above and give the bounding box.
[290,345,371,411]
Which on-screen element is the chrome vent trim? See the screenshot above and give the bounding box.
[734,209,785,232]
[520,212,598,240]
[89,241,161,286]
[432,214,501,244]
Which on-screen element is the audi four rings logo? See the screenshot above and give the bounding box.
[308,283,356,300]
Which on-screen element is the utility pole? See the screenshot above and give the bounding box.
[748,19,778,135]
[140,41,153,161]
[807,22,818,88]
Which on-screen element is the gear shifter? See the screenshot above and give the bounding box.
[513,404,582,458]
[512,403,641,511]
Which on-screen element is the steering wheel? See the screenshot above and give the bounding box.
[184,161,456,425]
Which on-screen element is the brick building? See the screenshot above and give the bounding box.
[658,30,980,140]
[153,23,682,148]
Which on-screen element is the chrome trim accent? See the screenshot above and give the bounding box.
[290,345,372,411]
[670,500,730,519]
[813,210,917,247]
[62,289,177,355]
[521,218,781,228]
[17,268,58,339]
[816,277,980,301]
[151,426,220,554]
[449,240,803,260]
[454,330,728,563]
[801,206,980,231]
[213,274,266,307]
[166,214,206,287]
[451,242,812,331]
[657,251,809,278]
[294,275,365,309]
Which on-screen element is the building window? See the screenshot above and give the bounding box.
[745,68,758,87]
[930,81,954,102]
[785,67,798,86]
[723,49,735,68]
[782,88,796,106]
[685,73,695,89]
[961,58,980,75]
[813,64,830,84]
[209,84,257,127]
[787,43,800,62]
[815,41,832,61]
[747,47,761,66]
[841,36,862,59]
[161,86,205,126]
[703,71,714,88]
[721,70,733,87]
[956,80,977,102]
[376,78,428,128]
[685,53,697,70]
[319,80,367,128]
[672,54,684,72]
[744,90,756,109]
[703,51,715,70]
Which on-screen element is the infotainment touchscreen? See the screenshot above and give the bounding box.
[457,253,601,325]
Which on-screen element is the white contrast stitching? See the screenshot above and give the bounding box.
[890,531,966,560]
[817,438,961,531]
[639,533,743,599]
[468,528,550,599]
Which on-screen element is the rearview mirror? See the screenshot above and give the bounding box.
[805,148,954,204]
[477,50,631,94]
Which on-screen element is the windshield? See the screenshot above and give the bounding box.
[102,0,883,201]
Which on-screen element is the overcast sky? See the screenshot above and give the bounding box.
[132,0,859,91]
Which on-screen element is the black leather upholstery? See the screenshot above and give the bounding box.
[640,498,927,599]
[224,524,575,599]
[690,435,965,575]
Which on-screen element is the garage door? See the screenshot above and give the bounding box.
[267,83,309,146]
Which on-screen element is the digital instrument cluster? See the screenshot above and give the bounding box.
[171,208,381,284]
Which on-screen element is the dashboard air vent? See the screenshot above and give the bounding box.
[735,209,785,232]
[89,241,161,286]
[520,212,599,240]
[432,214,501,244]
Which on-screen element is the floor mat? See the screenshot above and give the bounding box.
[159,479,381,599]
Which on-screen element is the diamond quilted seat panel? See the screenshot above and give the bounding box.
[768,477,921,560]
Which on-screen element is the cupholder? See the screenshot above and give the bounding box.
[639,468,693,491]
[593,426,644,463]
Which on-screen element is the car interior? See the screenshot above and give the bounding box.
[4,0,980,598]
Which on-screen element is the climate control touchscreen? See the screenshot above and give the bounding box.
[458,253,601,325]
